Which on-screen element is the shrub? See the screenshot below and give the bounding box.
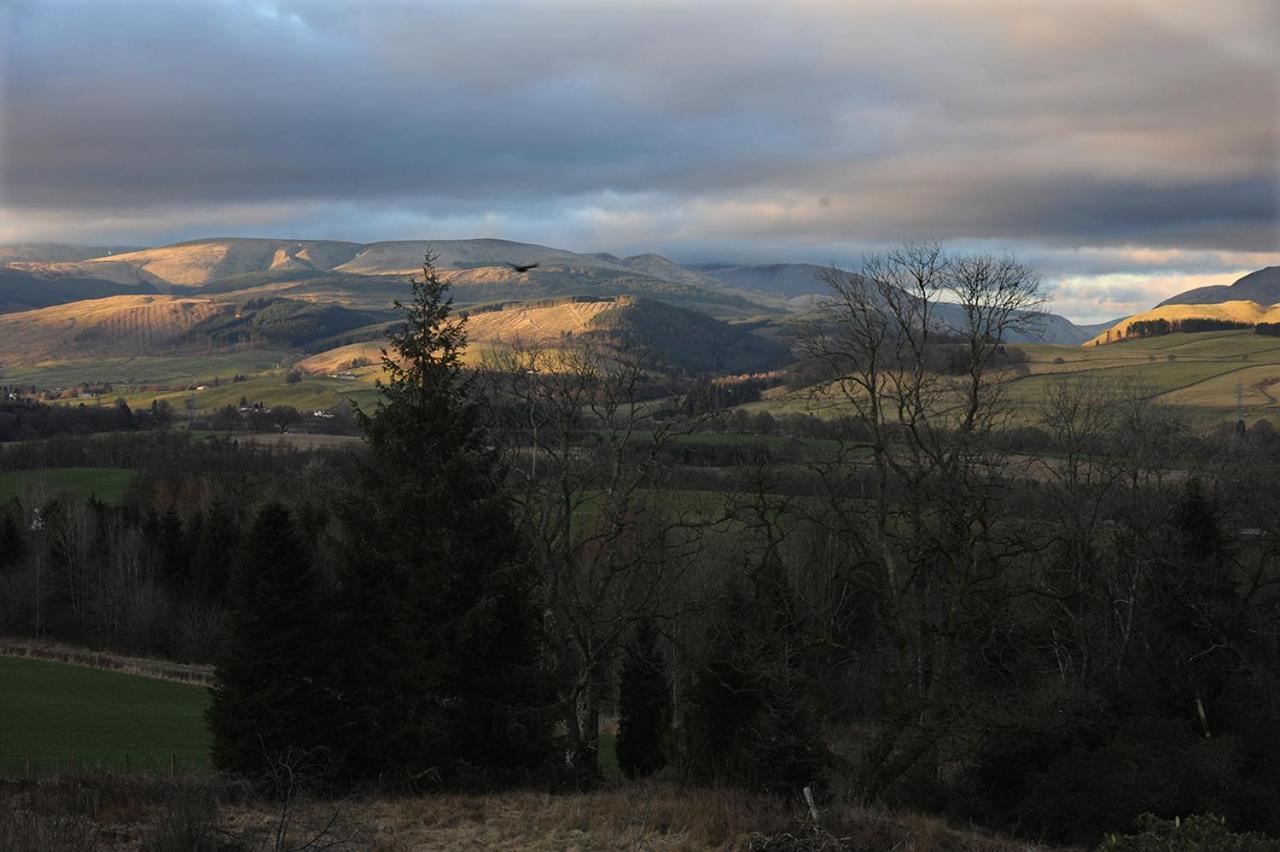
[1097,813,1280,852]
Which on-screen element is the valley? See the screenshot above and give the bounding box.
[5,235,1278,430]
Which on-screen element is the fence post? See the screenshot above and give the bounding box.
[70,752,76,776]
[125,752,130,773]
[24,752,30,778]
[170,753,176,778]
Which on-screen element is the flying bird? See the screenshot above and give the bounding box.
[506,262,540,273]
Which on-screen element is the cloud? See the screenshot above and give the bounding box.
[1043,270,1262,324]
[0,0,1276,319]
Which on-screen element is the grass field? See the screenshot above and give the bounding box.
[0,468,136,505]
[0,656,210,772]
[0,350,291,387]
[749,330,1280,427]
[0,653,627,781]
[104,372,382,416]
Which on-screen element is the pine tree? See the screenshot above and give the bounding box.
[615,618,672,779]
[207,503,329,791]
[0,500,25,571]
[190,500,239,605]
[330,252,551,788]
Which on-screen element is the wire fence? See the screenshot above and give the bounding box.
[0,752,211,781]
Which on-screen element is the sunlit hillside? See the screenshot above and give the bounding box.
[1085,300,1280,346]
[0,295,228,361]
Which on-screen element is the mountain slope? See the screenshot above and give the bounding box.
[695,262,1091,344]
[0,293,385,364]
[84,238,364,285]
[301,296,791,375]
[586,296,790,372]
[1084,300,1280,346]
[0,244,142,264]
[1158,266,1280,307]
[2,237,782,319]
[695,262,834,299]
[335,238,627,277]
[0,295,230,362]
[0,268,157,314]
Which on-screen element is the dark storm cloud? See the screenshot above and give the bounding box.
[1,1,865,206]
[0,0,1276,319]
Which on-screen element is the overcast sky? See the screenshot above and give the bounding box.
[1,0,1276,321]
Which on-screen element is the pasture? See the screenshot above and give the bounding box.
[0,467,136,505]
[750,329,1280,427]
[111,372,381,416]
[0,656,210,773]
[0,350,290,388]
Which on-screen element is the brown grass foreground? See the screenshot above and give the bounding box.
[0,637,214,686]
[0,775,1074,851]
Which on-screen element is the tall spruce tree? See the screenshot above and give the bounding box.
[0,501,24,571]
[207,503,329,790]
[330,252,551,788]
[615,618,672,779]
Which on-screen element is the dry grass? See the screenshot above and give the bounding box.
[0,295,227,363]
[223,784,1068,852]
[1085,300,1280,346]
[296,341,387,374]
[223,432,365,451]
[87,241,283,286]
[0,776,1076,852]
[298,300,617,375]
[462,299,614,344]
[0,637,213,686]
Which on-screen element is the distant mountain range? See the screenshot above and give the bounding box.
[10,236,1252,365]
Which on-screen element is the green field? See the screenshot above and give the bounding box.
[748,330,1280,427]
[110,372,382,416]
[0,468,136,505]
[0,351,292,387]
[0,656,210,772]
[0,656,630,780]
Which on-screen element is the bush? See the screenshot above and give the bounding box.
[1015,719,1279,844]
[1097,813,1280,852]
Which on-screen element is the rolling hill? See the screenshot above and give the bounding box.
[0,267,158,313]
[4,238,780,320]
[1157,266,1280,307]
[1086,300,1280,346]
[0,244,141,264]
[13,238,672,287]
[301,296,792,376]
[694,262,1093,344]
[695,262,835,299]
[0,295,230,362]
[0,294,383,364]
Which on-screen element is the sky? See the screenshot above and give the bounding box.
[0,0,1277,322]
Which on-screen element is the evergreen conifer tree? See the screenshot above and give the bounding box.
[330,252,551,788]
[207,502,329,790]
[615,618,672,779]
[0,501,25,571]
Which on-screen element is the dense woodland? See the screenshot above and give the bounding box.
[1,248,1279,846]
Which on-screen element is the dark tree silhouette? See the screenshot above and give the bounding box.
[615,619,672,779]
[207,503,329,791]
[329,252,552,787]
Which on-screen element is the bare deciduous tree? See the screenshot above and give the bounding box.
[484,338,706,778]
[800,243,1045,798]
